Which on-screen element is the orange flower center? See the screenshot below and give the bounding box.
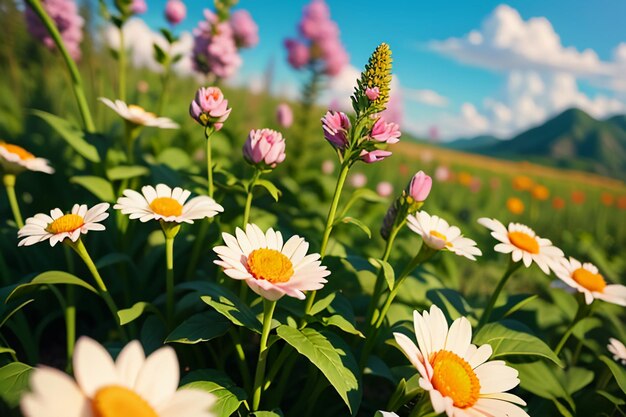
[247,248,294,283]
[92,385,158,417]
[508,231,539,254]
[128,105,156,120]
[46,214,84,234]
[430,230,452,247]
[1,143,35,160]
[572,268,606,293]
[430,350,480,409]
[150,197,183,217]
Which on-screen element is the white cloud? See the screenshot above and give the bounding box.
[404,89,449,107]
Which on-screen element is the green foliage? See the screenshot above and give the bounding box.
[181,369,247,417]
[0,363,32,408]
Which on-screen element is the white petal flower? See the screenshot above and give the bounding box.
[407,211,482,260]
[21,337,216,417]
[394,305,529,417]
[114,184,223,224]
[608,338,626,365]
[213,224,330,300]
[554,257,626,306]
[0,143,54,174]
[478,217,564,275]
[18,203,110,247]
[100,97,179,129]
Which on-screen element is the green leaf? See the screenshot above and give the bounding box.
[31,110,100,162]
[0,347,16,356]
[7,271,98,302]
[319,315,364,337]
[153,43,167,64]
[255,179,281,202]
[107,165,149,181]
[0,362,33,407]
[309,293,336,316]
[156,147,193,171]
[276,326,361,414]
[166,312,230,344]
[251,412,283,417]
[386,372,422,412]
[516,361,575,410]
[96,253,134,269]
[70,176,115,202]
[200,293,262,334]
[0,299,34,328]
[600,355,626,396]
[597,390,625,406]
[371,258,395,290]
[339,188,387,218]
[118,301,152,326]
[180,369,247,417]
[364,355,394,382]
[337,217,371,238]
[560,367,594,395]
[473,320,562,366]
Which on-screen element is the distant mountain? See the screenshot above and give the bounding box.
[444,135,501,151]
[455,108,626,179]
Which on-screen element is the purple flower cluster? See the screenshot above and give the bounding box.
[191,8,258,79]
[284,0,348,76]
[25,0,84,61]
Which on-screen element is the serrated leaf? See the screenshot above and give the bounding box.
[7,271,98,302]
[31,110,100,162]
[600,355,626,396]
[181,369,247,417]
[473,320,562,366]
[255,179,281,202]
[0,362,33,407]
[107,165,149,181]
[338,217,371,238]
[70,176,115,202]
[276,326,361,414]
[118,301,152,325]
[166,312,230,344]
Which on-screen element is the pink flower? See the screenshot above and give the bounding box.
[360,149,392,164]
[350,173,367,188]
[434,165,451,182]
[165,0,186,25]
[376,182,394,197]
[230,10,259,48]
[25,0,84,61]
[189,86,232,130]
[366,87,380,101]
[284,39,310,69]
[131,0,147,14]
[192,10,242,78]
[408,171,432,201]
[371,117,401,144]
[243,129,286,169]
[276,103,293,128]
[321,160,334,174]
[322,111,350,149]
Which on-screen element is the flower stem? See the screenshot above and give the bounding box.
[554,296,590,356]
[65,285,76,367]
[24,0,95,132]
[165,236,175,329]
[118,26,126,102]
[476,260,521,331]
[3,174,23,228]
[243,169,261,227]
[205,126,215,197]
[252,299,277,411]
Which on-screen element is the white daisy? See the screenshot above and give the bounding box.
[21,336,216,417]
[407,211,482,260]
[394,305,529,417]
[554,257,626,306]
[114,184,223,224]
[99,97,179,129]
[213,223,330,301]
[478,217,564,274]
[0,142,54,174]
[18,203,110,247]
[608,338,626,365]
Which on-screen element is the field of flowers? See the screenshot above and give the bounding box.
[1,1,626,416]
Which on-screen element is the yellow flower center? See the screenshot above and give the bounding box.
[572,268,606,293]
[46,214,84,234]
[150,197,183,217]
[246,248,294,283]
[430,230,452,247]
[508,231,539,254]
[128,105,156,120]
[430,350,480,409]
[1,143,35,160]
[92,385,158,417]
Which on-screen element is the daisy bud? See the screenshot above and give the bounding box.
[408,171,432,202]
[243,129,286,169]
[276,103,293,128]
[365,87,380,101]
[164,0,186,25]
[371,117,400,144]
[189,86,232,131]
[321,110,350,150]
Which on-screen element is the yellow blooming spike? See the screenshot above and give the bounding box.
[352,43,393,115]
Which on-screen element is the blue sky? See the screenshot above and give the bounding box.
[132,0,626,139]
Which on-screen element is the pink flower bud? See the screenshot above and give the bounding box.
[189,86,232,130]
[365,87,380,101]
[165,0,186,25]
[276,103,293,128]
[243,129,286,169]
[230,10,259,48]
[321,111,350,149]
[408,171,432,201]
[321,159,334,174]
[434,165,451,182]
[131,0,147,14]
[376,182,394,197]
[350,173,367,188]
[284,39,310,69]
[360,149,392,164]
[371,117,400,144]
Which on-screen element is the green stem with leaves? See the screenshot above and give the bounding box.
[476,260,521,331]
[205,126,215,197]
[243,169,261,227]
[554,295,591,356]
[24,0,95,132]
[3,174,23,228]
[165,236,175,328]
[252,299,277,411]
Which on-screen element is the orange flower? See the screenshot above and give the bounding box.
[458,171,473,186]
[552,196,565,210]
[571,190,586,205]
[512,175,533,191]
[600,192,614,207]
[531,185,550,201]
[506,197,525,215]
[618,196,626,210]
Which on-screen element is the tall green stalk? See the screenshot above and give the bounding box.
[3,174,23,228]
[205,126,215,197]
[165,236,175,329]
[252,299,277,411]
[242,169,262,227]
[476,260,521,331]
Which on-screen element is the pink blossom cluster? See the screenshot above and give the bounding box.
[284,0,348,76]
[25,0,84,61]
[191,9,258,79]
